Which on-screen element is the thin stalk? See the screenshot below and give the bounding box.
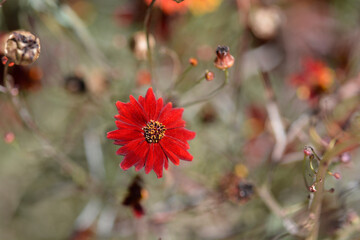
[182,69,229,107]
[144,0,156,88]
[2,63,91,187]
[305,138,359,240]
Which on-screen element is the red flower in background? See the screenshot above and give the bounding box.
[107,88,196,178]
[145,0,188,15]
[290,58,334,102]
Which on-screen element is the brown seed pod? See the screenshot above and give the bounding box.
[214,45,234,70]
[5,30,41,66]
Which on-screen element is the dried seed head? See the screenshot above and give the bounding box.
[214,45,234,70]
[205,70,215,81]
[5,30,41,65]
[129,31,155,61]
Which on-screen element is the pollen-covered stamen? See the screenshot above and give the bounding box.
[143,120,166,143]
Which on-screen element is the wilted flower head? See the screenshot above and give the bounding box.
[290,58,334,101]
[5,30,40,65]
[107,88,196,178]
[214,45,234,70]
[122,175,148,218]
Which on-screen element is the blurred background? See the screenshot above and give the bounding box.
[1,0,360,239]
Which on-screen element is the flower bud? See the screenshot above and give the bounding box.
[340,152,351,164]
[214,45,234,70]
[4,132,15,144]
[189,57,198,66]
[303,146,313,156]
[205,70,215,81]
[5,31,41,65]
[129,31,155,61]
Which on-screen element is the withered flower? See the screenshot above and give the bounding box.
[122,175,148,218]
[214,45,234,70]
[5,31,40,65]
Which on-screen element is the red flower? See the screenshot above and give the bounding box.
[107,88,196,178]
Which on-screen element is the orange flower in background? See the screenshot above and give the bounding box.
[145,0,188,15]
[290,58,334,101]
[188,0,221,15]
[144,0,221,15]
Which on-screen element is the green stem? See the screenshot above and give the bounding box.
[306,138,359,240]
[173,65,193,88]
[2,63,90,187]
[144,0,156,88]
[182,69,229,107]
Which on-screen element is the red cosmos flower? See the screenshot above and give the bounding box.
[107,88,196,178]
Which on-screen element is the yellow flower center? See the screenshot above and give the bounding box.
[143,120,166,143]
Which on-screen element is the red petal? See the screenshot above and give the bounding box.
[165,135,190,149]
[120,140,149,170]
[157,102,172,121]
[138,95,145,107]
[161,137,193,161]
[129,95,148,122]
[116,102,144,127]
[115,120,141,131]
[145,144,155,173]
[107,129,142,142]
[160,143,180,165]
[166,128,196,142]
[144,88,157,120]
[164,156,169,169]
[153,144,164,178]
[160,108,185,129]
[154,98,164,120]
[116,138,145,155]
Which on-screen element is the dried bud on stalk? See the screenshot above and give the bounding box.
[214,45,234,70]
[189,57,198,66]
[205,70,215,81]
[130,31,155,61]
[303,146,313,156]
[5,31,41,65]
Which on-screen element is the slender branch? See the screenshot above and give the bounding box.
[182,69,229,107]
[257,185,302,236]
[305,138,360,240]
[144,0,156,88]
[261,72,287,162]
[2,63,91,187]
[0,0,7,7]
